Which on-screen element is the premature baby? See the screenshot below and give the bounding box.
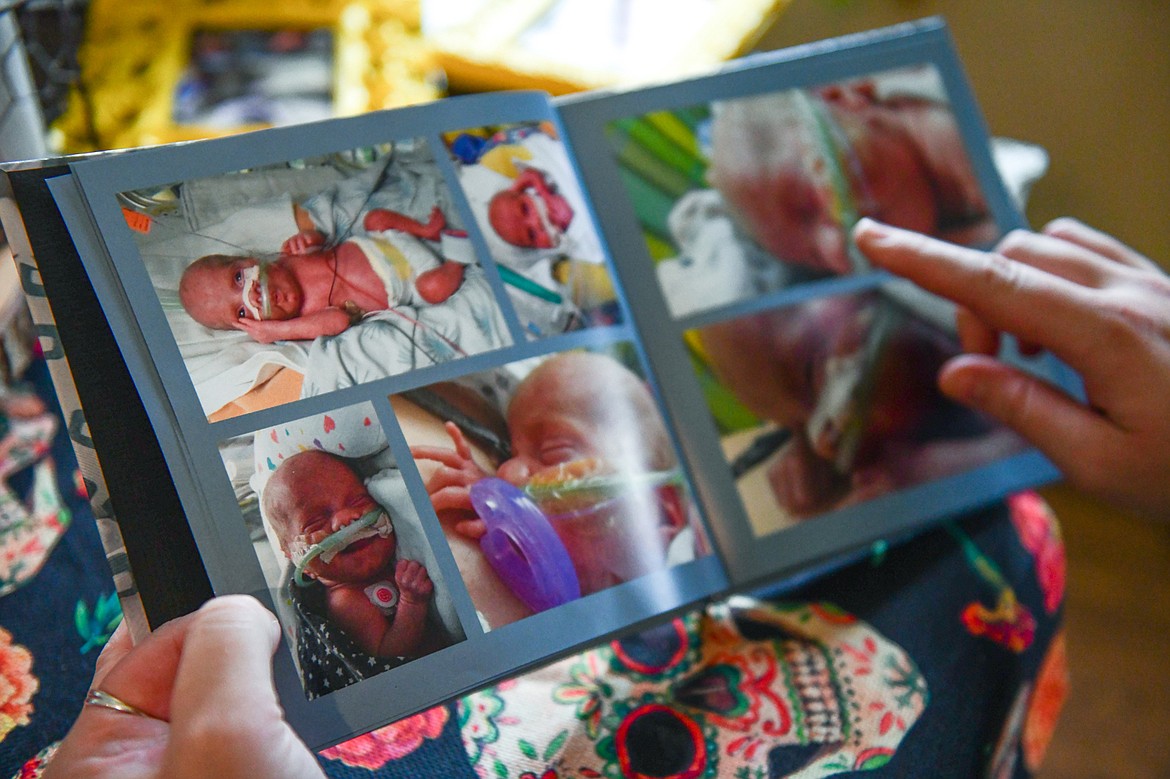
[412,351,694,596]
[264,449,433,660]
[180,206,468,343]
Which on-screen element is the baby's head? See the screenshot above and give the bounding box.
[179,254,303,330]
[497,351,683,593]
[707,85,939,274]
[499,351,674,484]
[264,450,396,585]
[487,186,570,249]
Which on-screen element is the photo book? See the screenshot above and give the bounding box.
[0,18,1076,749]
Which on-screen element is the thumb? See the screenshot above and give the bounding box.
[938,354,1117,479]
[164,595,323,778]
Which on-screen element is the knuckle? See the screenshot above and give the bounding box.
[177,714,285,770]
[1095,295,1165,347]
[1140,270,1170,301]
[993,372,1036,423]
[977,251,1026,296]
[1041,217,1081,238]
[994,228,1036,258]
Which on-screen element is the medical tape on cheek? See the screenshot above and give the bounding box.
[797,90,875,273]
[291,508,393,587]
[806,299,899,473]
[240,264,273,320]
[525,187,564,244]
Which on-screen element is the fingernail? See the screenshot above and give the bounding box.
[854,217,890,240]
[939,364,986,406]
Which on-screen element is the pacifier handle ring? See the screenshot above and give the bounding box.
[469,478,580,612]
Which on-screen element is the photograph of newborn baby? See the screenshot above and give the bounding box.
[604,64,996,318]
[218,401,464,699]
[690,287,1027,535]
[121,138,512,421]
[445,121,621,338]
[391,344,708,631]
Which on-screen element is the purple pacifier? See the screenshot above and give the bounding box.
[468,477,581,613]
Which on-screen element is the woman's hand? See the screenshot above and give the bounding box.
[44,596,324,779]
[854,217,1170,516]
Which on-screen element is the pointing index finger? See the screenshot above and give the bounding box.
[853,219,1102,367]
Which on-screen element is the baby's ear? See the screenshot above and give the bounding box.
[274,526,293,557]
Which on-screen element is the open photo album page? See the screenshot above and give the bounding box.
[556,22,1068,582]
[61,91,728,744]
[36,20,1073,745]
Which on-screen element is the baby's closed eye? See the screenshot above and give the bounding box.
[539,440,584,466]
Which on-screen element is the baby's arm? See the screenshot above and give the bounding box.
[364,206,446,242]
[511,168,552,195]
[292,202,318,232]
[326,560,433,659]
[409,421,491,538]
[280,204,328,255]
[282,230,326,256]
[235,308,352,344]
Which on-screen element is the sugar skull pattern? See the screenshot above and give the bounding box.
[459,597,927,778]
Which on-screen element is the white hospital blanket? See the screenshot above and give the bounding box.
[301,265,510,395]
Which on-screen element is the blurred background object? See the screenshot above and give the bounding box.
[0,6,51,161]
[35,0,442,152]
[32,0,791,153]
[423,0,791,94]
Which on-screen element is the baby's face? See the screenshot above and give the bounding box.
[182,256,304,329]
[498,359,655,486]
[496,355,676,593]
[278,454,395,584]
[488,189,567,249]
[709,96,937,274]
[839,104,939,237]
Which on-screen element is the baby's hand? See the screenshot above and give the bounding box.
[234,317,287,344]
[410,422,490,538]
[422,206,447,241]
[766,432,848,518]
[410,422,489,508]
[282,229,326,255]
[513,167,553,195]
[545,190,574,232]
[236,308,350,343]
[395,559,433,604]
[364,207,447,241]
